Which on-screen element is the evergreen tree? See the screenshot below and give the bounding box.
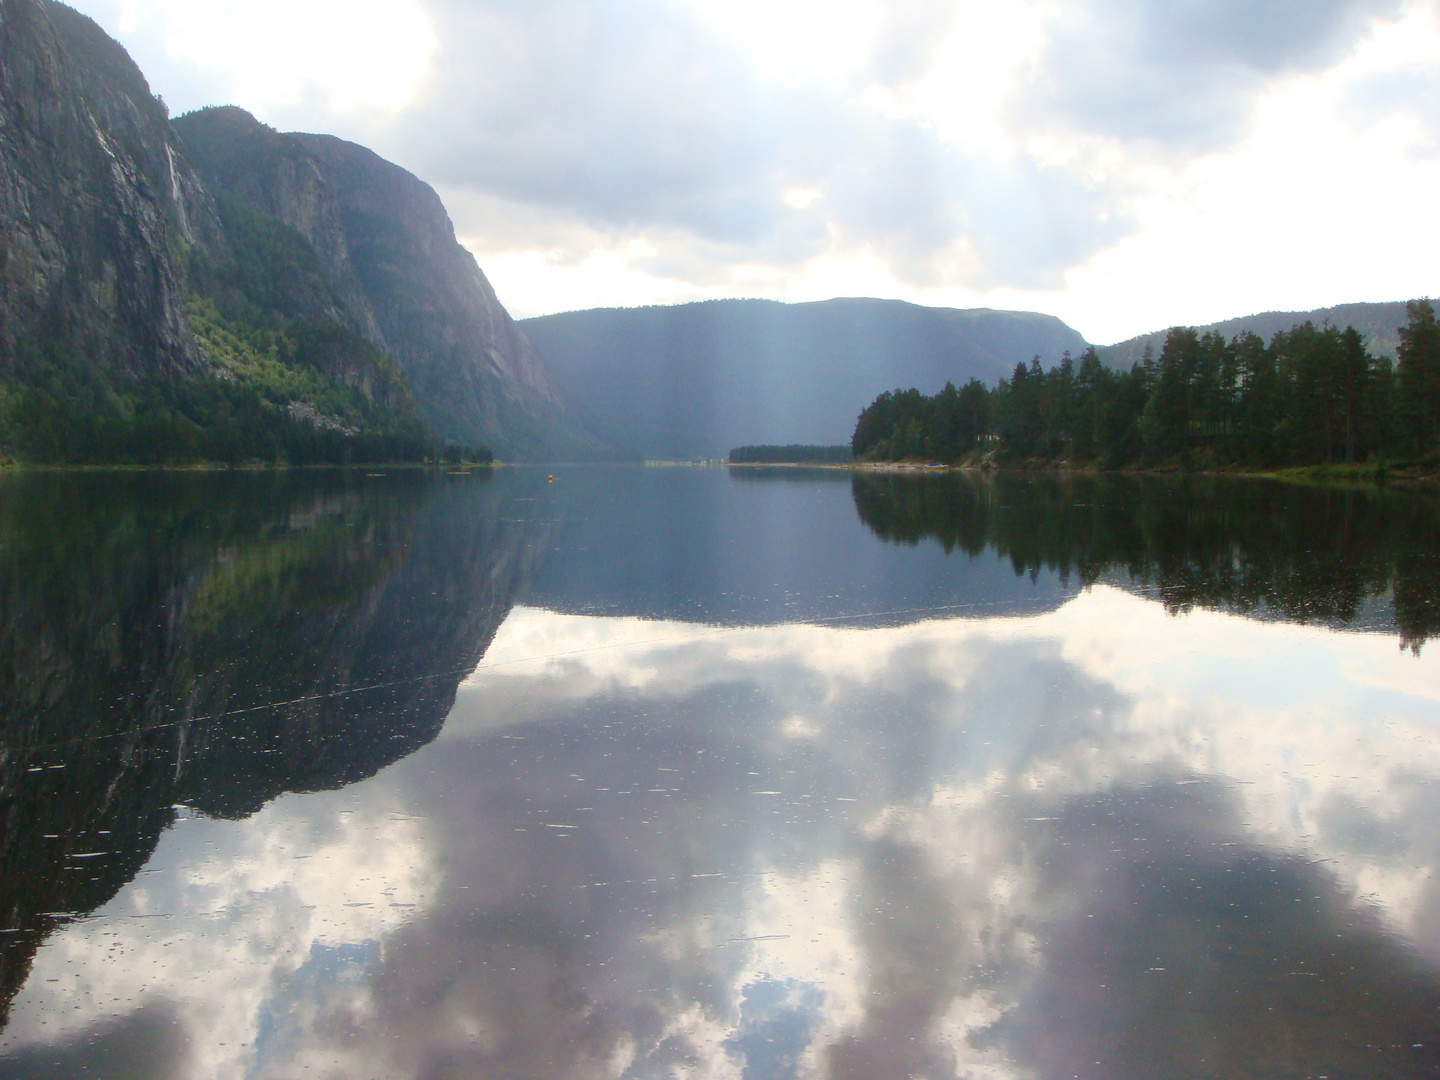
[851,310,1414,472]
[1397,299,1440,459]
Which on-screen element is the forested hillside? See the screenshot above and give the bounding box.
[729,445,853,464]
[854,301,1440,470]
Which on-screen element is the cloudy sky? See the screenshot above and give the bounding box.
[67,0,1440,341]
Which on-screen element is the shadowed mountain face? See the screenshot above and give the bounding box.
[521,299,1090,460]
[172,107,600,461]
[0,1,591,462]
[0,0,211,377]
[852,471,1440,649]
[1100,300,1412,367]
[0,470,552,1026]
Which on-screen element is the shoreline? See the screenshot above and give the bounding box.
[0,461,500,475]
[725,460,1440,486]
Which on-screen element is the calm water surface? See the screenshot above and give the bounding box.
[2,468,1439,1079]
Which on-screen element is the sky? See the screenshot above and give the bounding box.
[65,0,1440,342]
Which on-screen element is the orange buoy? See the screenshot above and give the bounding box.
[548,475,555,483]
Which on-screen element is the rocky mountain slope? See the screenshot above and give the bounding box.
[172,107,600,460]
[0,0,585,463]
[0,0,208,377]
[521,298,1089,460]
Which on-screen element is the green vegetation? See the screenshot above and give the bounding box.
[0,307,491,467]
[854,300,1440,472]
[0,238,493,467]
[729,444,853,464]
[0,337,456,468]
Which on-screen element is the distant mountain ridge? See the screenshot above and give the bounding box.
[1100,301,1411,368]
[521,298,1089,460]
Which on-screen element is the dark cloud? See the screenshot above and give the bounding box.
[67,0,1422,295]
[221,630,1154,1077]
[1022,0,1407,148]
[994,782,1440,1080]
[10,608,1440,1077]
[403,0,796,242]
[388,1,1397,289]
[0,1003,193,1080]
[283,624,1440,1080]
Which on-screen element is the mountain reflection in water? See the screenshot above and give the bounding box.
[1,468,1439,1080]
[0,470,550,1030]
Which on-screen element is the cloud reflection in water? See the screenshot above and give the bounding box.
[5,586,1440,1078]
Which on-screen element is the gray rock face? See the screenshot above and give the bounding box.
[0,0,212,376]
[173,107,599,460]
[0,1,590,460]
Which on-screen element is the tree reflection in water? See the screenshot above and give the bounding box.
[852,471,1440,651]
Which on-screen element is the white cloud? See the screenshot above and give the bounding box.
[0,786,438,1078]
[453,590,1440,948]
[84,0,437,116]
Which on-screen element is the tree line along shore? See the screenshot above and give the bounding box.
[847,300,1440,476]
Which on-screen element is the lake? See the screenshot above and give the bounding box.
[1,467,1439,1079]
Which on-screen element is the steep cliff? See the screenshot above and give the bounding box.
[0,1,587,463]
[173,107,602,461]
[0,0,209,377]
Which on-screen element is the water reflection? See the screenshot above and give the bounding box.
[523,467,1081,626]
[2,469,1440,1079]
[0,470,550,1030]
[854,471,1440,649]
[6,590,1440,1077]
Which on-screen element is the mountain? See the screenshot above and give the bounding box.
[0,0,207,378]
[0,0,585,463]
[520,298,1089,460]
[171,107,601,460]
[1100,301,1411,369]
